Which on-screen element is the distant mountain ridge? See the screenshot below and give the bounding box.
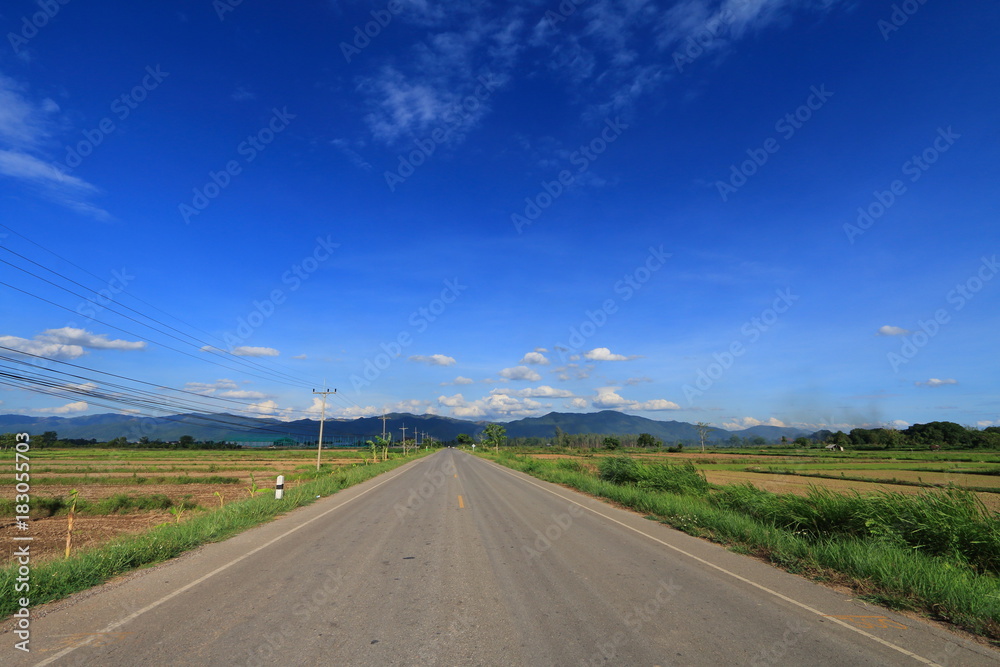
[0,410,811,444]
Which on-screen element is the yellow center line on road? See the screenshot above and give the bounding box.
[458,495,465,509]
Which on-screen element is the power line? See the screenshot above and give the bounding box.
[0,246,316,386]
[0,221,326,387]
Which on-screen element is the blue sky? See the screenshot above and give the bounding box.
[1,0,997,431]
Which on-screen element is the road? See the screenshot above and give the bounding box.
[3,449,998,666]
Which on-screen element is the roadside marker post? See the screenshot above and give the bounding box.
[275,475,284,500]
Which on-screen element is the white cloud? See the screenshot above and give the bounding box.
[184,379,238,395]
[231,346,279,357]
[534,347,548,353]
[35,401,88,415]
[916,378,958,387]
[583,347,636,361]
[245,399,280,415]
[409,354,456,366]
[38,327,146,351]
[241,400,297,421]
[0,334,85,359]
[492,385,574,398]
[219,390,268,400]
[877,325,911,336]
[437,392,544,419]
[60,381,98,393]
[1,328,145,359]
[498,365,542,381]
[722,416,788,430]
[441,376,474,386]
[291,354,308,360]
[519,351,550,365]
[0,149,98,193]
[389,399,435,415]
[977,420,1000,428]
[592,387,679,412]
[331,404,381,418]
[634,398,681,411]
[567,398,589,409]
[554,363,592,382]
[624,376,653,385]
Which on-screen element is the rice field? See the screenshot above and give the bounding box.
[1,448,374,564]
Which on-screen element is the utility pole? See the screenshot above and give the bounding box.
[313,388,336,471]
[379,414,389,440]
[400,425,407,454]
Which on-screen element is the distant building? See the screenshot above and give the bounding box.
[825,443,844,451]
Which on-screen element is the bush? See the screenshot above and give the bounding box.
[598,456,709,496]
[598,456,643,485]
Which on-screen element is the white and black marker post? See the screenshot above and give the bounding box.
[275,475,284,500]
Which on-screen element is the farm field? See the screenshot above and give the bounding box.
[514,448,1000,511]
[1,448,375,564]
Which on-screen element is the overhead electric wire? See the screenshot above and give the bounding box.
[0,357,325,438]
[0,223,361,422]
[0,256,311,388]
[0,374,317,439]
[0,278,320,390]
[0,222,327,387]
[0,345,322,419]
[0,247,315,387]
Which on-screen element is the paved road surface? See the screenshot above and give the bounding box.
[4,449,998,666]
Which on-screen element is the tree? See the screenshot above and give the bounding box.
[483,423,506,453]
[602,436,620,450]
[39,431,58,447]
[728,434,741,447]
[179,435,196,448]
[696,422,710,453]
[636,433,660,448]
[793,436,810,447]
[751,436,767,447]
[456,433,473,446]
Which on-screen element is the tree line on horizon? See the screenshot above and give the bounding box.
[3,421,998,451]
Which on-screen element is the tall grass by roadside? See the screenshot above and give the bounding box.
[598,456,710,496]
[0,452,429,619]
[485,451,1000,641]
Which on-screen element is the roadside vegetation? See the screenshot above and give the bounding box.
[481,450,1000,643]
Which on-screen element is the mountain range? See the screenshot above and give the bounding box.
[0,410,813,444]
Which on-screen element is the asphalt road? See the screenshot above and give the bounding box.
[4,449,998,666]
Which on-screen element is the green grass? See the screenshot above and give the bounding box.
[0,451,430,619]
[484,451,1000,642]
[0,493,201,517]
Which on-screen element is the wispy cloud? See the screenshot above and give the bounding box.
[916,378,957,387]
[0,71,109,219]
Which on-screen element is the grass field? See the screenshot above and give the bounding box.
[1,447,392,564]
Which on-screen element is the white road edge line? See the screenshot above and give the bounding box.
[32,457,430,667]
[481,455,939,666]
